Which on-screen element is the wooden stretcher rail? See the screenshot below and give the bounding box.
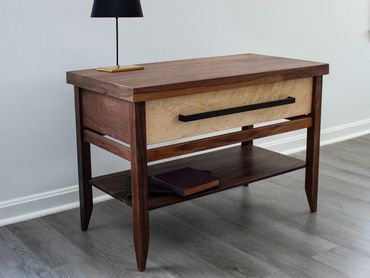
[147,117,312,162]
[83,129,131,161]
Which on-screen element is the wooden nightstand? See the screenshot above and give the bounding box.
[66,54,329,271]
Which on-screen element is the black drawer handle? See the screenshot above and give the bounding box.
[178,96,296,122]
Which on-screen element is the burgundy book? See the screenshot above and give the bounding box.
[126,176,175,197]
[151,167,219,197]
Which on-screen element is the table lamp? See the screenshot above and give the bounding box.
[91,0,144,73]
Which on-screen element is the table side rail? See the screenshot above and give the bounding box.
[83,129,131,161]
[147,116,312,162]
[83,116,312,163]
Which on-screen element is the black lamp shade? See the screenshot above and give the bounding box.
[91,0,143,18]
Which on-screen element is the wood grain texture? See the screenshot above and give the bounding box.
[3,136,369,277]
[305,76,323,212]
[81,89,131,144]
[130,102,150,271]
[91,145,306,210]
[242,125,254,147]
[65,54,329,273]
[147,117,312,162]
[74,87,93,231]
[67,54,329,102]
[146,78,313,144]
[83,129,131,161]
[242,125,254,187]
[0,227,57,278]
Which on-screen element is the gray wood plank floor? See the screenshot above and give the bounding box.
[1,135,369,278]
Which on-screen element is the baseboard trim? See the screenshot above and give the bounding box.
[1,118,369,227]
[0,186,112,227]
[261,118,370,155]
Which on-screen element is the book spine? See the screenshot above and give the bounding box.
[151,176,185,197]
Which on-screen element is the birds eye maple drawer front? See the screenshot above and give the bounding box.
[146,77,313,144]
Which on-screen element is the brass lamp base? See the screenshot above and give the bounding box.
[96,65,144,73]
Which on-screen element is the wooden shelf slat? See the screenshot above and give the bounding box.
[90,145,306,210]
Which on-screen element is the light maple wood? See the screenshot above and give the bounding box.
[147,117,312,162]
[146,78,313,144]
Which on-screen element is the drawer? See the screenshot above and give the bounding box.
[146,78,313,144]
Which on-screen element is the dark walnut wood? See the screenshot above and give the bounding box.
[242,125,253,186]
[67,54,329,102]
[305,76,323,212]
[74,87,93,231]
[68,53,328,272]
[242,125,254,147]
[83,129,131,161]
[129,102,150,271]
[147,117,312,162]
[90,145,306,210]
[81,89,131,143]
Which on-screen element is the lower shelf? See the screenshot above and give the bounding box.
[90,145,306,210]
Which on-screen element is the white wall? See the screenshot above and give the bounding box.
[1,0,370,225]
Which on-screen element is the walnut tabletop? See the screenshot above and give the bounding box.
[66,53,329,102]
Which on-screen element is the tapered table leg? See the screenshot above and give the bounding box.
[74,87,93,231]
[242,125,254,187]
[305,76,323,213]
[130,102,150,271]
